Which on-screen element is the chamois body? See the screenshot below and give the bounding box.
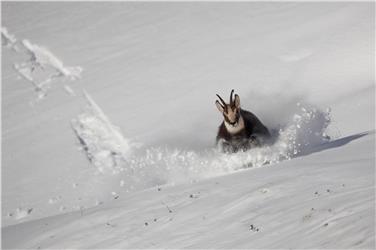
[215,90,270,153]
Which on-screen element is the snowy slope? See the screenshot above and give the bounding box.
[1,2,375,249]
[2,132,375,249]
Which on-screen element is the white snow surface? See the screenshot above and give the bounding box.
[12,38,82,100]
[1,26,17,50]
[71,90,136,174]
[1,2,375,249]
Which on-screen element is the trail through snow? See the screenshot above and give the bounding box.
[70,90,332,194]
[2,27,82,100]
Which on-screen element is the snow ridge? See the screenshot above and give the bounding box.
[1,26,18,51]
[2,26,82,100]
[71,90,135,174]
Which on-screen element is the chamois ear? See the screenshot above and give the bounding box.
[215,100,224,113]
[234,94,240,108]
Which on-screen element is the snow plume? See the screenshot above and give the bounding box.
[71,90,135,174]
[232,103,331,168]
[115,103,331,188]
[72,95,331,194]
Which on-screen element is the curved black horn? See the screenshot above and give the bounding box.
[230,89,234,105]
[216,94,226,106]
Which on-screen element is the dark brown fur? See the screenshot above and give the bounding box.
[216,109,270,153]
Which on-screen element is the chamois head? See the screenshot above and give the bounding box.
[215,89,241,127]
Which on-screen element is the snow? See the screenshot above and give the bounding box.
[20,39,82,80]
[1,2,375,249]
[2,133,375,248]
[11,38,82,100]
[6,207,33,221]
[71,90,135,174]
[63,85,75,96]
[1,26,17,50]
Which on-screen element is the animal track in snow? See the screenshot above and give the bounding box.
[2,27,82,101]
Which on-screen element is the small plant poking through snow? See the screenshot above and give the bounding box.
[8,207,33,220]
[71,95,332,194]
[249,224,260,232]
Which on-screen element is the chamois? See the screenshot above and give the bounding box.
[215,90,270,153]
